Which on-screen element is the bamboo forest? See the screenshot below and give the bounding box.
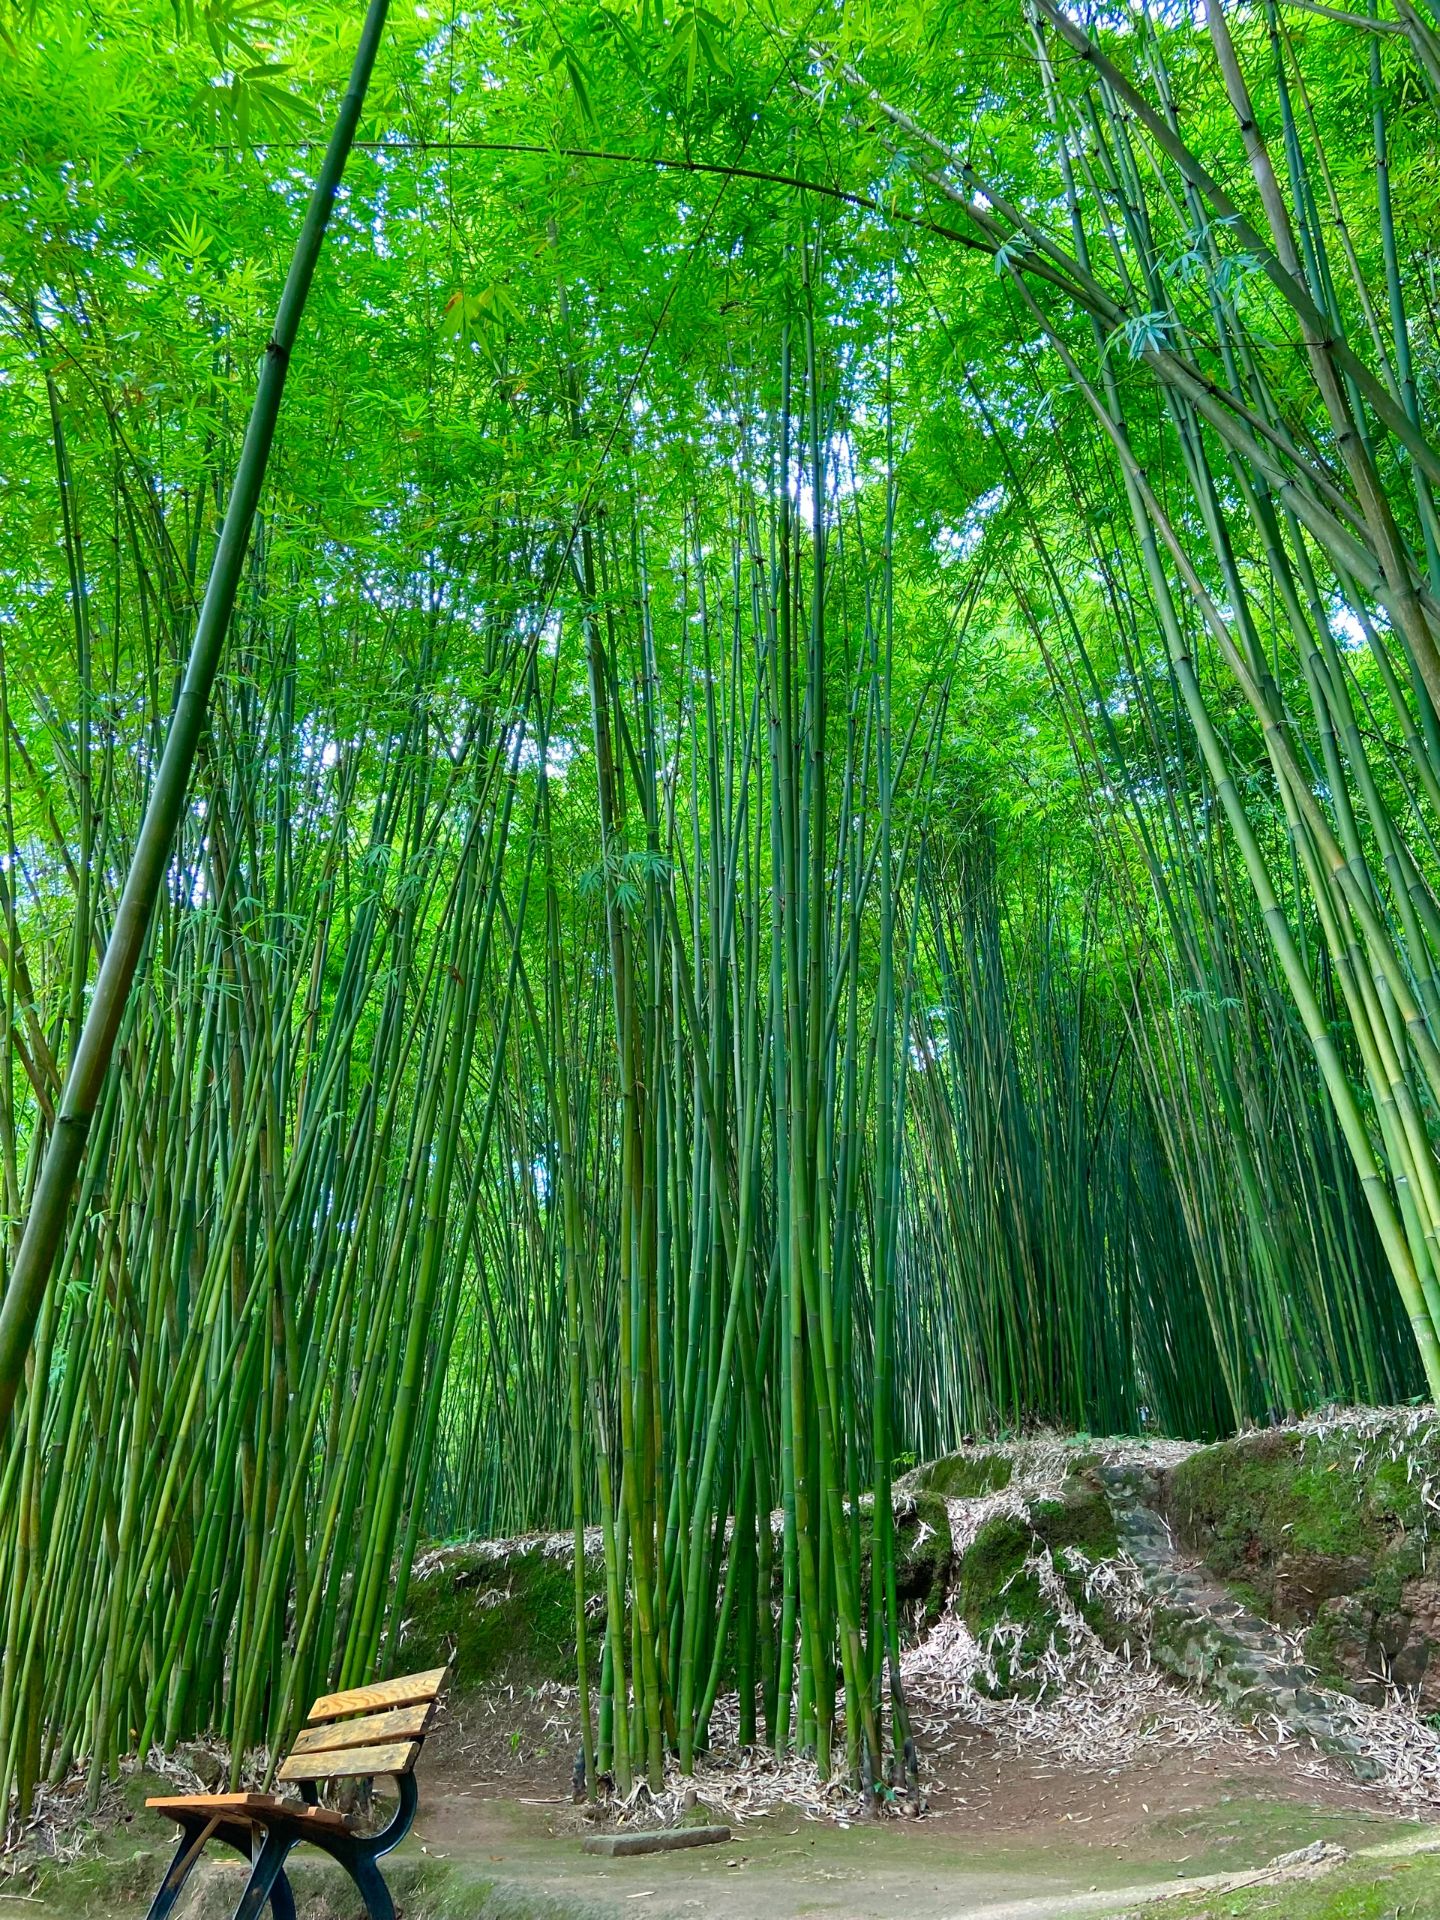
[12,3,1440,1916]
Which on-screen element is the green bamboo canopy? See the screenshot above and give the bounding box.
[2,0,1438,1824]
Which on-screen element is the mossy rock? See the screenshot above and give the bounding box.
[958,1490,1117,1630]
[1167,1421,1440,1704]
[959,1513,1039,1630]
[1034,1486,1118,1560]
[1037,1489,1118,1637]
[854,1491,955,1632]
[916,1451,1013,1499]
[1303,1600,1386,1702]
[1171,1431,1388,1580]
[955,1489,1119,1693]
[893,1491,955,1626]
[401,1543,596,1690]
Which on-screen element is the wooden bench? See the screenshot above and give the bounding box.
[143,1666,450,1920]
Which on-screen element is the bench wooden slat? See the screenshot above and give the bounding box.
[289,1702,433,1756]
[305,1668,449,1724]
[145,1793,351,1834]
[277,1739,420,1784]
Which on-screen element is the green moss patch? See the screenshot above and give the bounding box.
[955,1489,1116,1692]
[1167,1421,1440,1701]
[402,1544,595,1690]
[1144,1845,1440,1920]
[917,1451,1014,1499]
[1171,1432,1386,1577]
[0,1771,183,1918]
[1137,1795,1420,1879]
[2,1841,166,1919]
[1035,1484,1118,1560]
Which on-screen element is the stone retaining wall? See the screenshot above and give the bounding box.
[1096,1464,1385,1780]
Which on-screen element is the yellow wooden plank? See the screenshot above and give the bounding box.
[277,1739,420,1783]
[146,1794,273,1813]
[289,1702,433,1756]
[305,1667,449,1724]
[145,1793,350,1832]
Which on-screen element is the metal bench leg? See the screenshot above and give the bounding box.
[268,1869,297,1920]
[228,1833,293,1920]
[146,1817,220,1920]
[345,1854,395,1920]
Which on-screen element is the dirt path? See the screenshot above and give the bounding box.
[388,1702,1431,1920]
[14,1711,1433,1920]
[17,1655,1439,1920]
[395,1785,1429,1920]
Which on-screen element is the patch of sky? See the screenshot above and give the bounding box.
[169,843,210,911]
[1328,600,1369,652]
[33,287,65,331]
[367,181,393,260]
[514,731,578,781]
[794,430,869,527]
[1126,775,1173,809]
[933,484,1005,567]
[909,1012,950,1071]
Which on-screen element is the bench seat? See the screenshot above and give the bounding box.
[145,1793,352,1834]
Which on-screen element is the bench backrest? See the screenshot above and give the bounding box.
[276,1666,450,1786]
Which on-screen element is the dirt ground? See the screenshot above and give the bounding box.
[386,1687,1435,1920]
[9,1686,1436,1920]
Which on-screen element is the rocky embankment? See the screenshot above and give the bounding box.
[402,1409,1440,1805]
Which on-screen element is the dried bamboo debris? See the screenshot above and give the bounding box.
[902,1549,1248,1777]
